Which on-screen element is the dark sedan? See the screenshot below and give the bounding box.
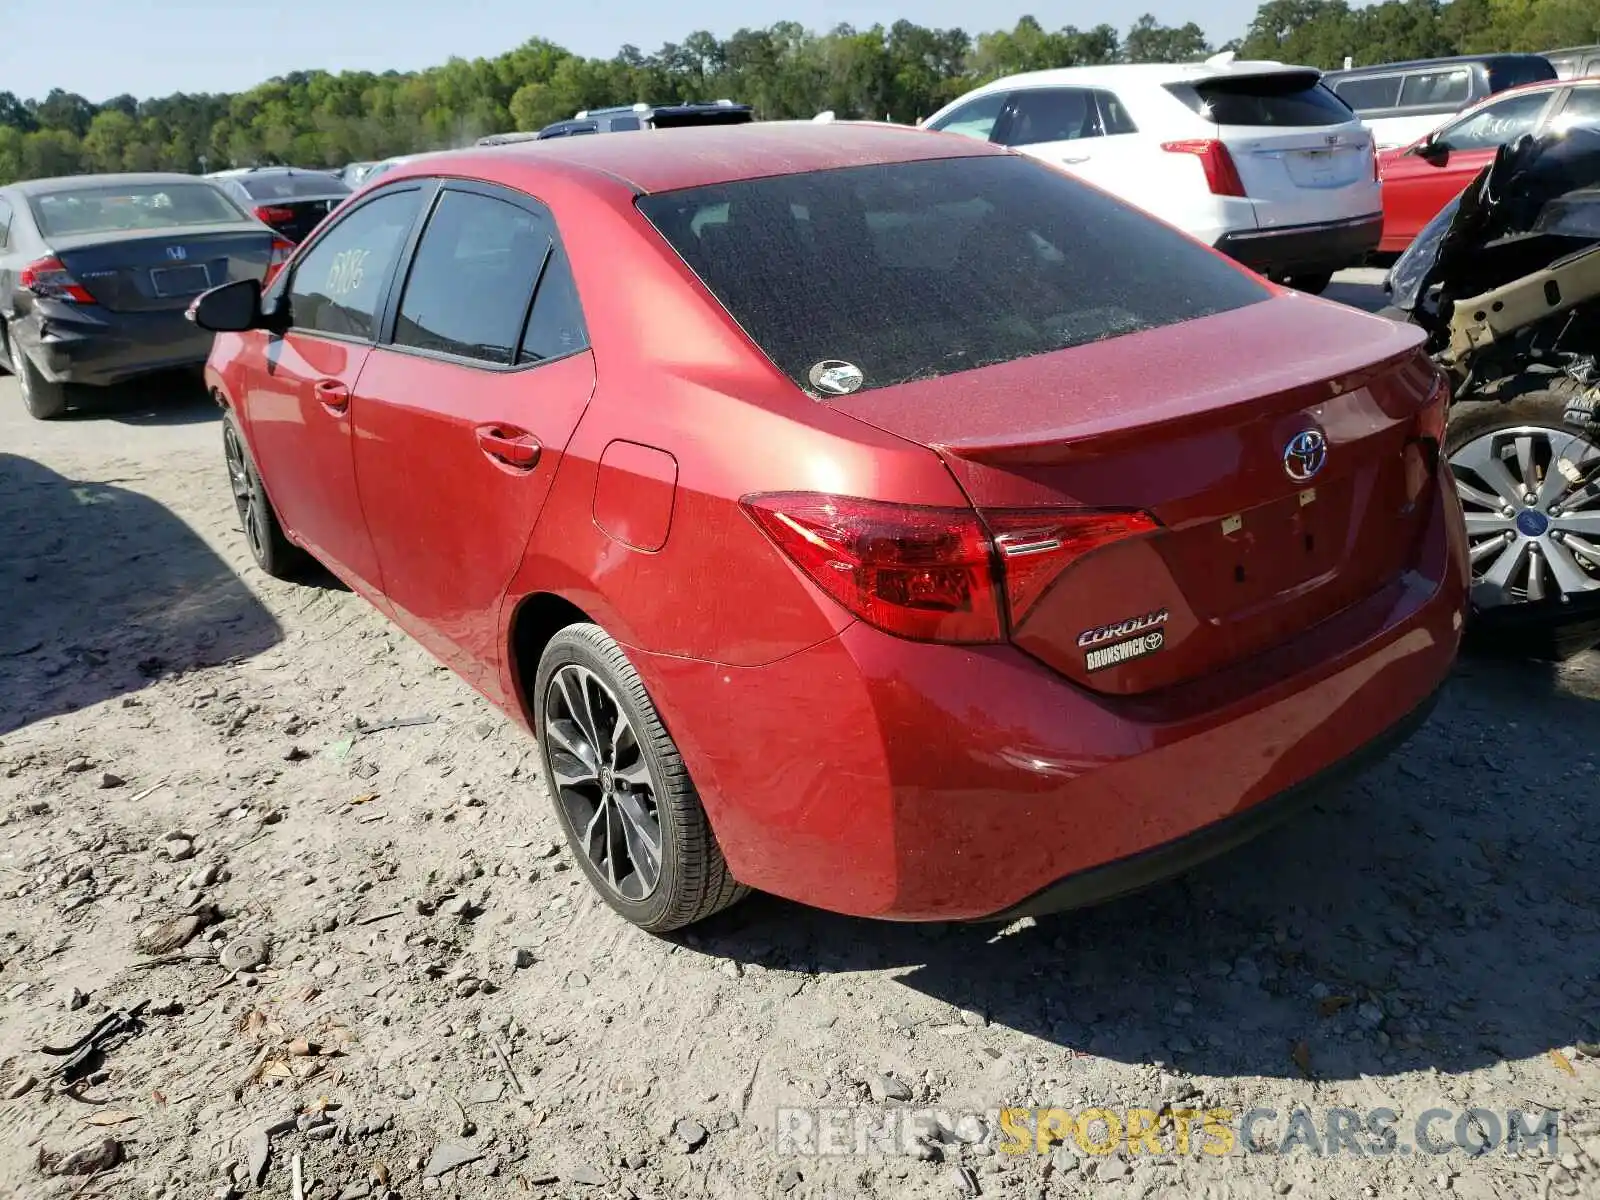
[0,173,291,419]
[206,167,352,244]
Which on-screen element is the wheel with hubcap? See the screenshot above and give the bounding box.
[534,623,747,932]
[222,409,308,579]
[1447,396,1600,610]
[1446,393,1600,659]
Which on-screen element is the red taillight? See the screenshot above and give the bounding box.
[1161,139,1247,197]
[987,509,1160,626]
[263,237,294,286]
[18,256,96,304]
[742,494,1002,642]
[741,493,1159,644]
[254,205,297,225]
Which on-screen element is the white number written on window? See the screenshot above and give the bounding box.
[325,248,371,298]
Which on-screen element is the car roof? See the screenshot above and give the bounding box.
[1323,52,1551,78]
[9,172,213,197]
[390,121,1001,195]
[956,59,1316,95]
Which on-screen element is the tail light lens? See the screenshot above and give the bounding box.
[741,493,1159,644]
[1161,139,1246,197]
[254,204,297,225]
[1371,143,1382,182]
[18,256,96,304]
[263,237,294,286]
[988,509,1160,625]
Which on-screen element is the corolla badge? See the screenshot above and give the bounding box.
[1283,429,1328,482]
[808,360,864,396]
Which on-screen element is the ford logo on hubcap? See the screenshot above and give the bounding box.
[1283,429,1328,482]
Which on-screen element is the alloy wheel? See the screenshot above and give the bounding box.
[223,422,265,563]
[543,664,663,902]
[1450,424,1600,607]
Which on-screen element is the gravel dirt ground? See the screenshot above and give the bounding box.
[2,307,1599,1200]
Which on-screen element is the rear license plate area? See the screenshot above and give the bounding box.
[150,264,210,296]
[1216,477,1349,605]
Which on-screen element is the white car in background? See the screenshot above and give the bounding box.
[921,56,1382,293]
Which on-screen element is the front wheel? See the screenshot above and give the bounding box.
[534,623,747,933]
[222,409,309,579]
[1447,392,1600,658]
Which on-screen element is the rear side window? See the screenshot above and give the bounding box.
[998,89,1094,145]
[519,249,588,363]
[1171,73,1355,126]
[289,189,421,340]
[1488,57,1558,91]
[996,89,1136,145]
[393,189,547,365]
[240,174,350,201]
[608,116,642,131]
[636,155,1268,396]
[1398,68,1471,107]
[1331,75,1402,112]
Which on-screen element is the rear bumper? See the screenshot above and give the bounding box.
[630,470,1468,921]
[13,302,214,388]
[1216,213,1384,278]
[983,681,1440,921]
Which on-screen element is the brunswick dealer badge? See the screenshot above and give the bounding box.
[1079,609,1169,673]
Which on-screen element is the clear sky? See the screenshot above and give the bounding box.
[0,0,1258,105]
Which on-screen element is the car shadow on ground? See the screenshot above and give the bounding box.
[691,655,1599,1084]
[63,370,220,427]
[0,453,283,735]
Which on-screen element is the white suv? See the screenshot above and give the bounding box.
[921,58,1381,293]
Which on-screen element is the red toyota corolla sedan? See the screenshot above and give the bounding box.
[192,122,1469,933]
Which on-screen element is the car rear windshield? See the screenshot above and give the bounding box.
[635,154,1269,395]
[29,183,247,237]
[1168,72,1355,126]
[650,109,755,129]
[239,173,350,201]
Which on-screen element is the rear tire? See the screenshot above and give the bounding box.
[534,623,748,933]
[14,339,67,420]
[222,409,309,580]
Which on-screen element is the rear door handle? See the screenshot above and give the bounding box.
[314,379,349,413]
[476,425,541,470]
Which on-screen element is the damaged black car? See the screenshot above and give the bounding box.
[1384,125,1600,658]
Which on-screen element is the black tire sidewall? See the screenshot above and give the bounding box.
[222,409,298,577]
[533,626,687,930]
[1444,392,1589,457]
[15,341,66,420]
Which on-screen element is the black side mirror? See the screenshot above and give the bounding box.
[187,278,262,333]
[1415,137,1449,163]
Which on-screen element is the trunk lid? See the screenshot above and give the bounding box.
[829,295,1444,695]
[52,226,276,312]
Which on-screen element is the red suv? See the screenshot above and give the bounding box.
[193,123,1468,932]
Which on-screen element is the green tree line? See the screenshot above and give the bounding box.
[0,0,1595,184]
